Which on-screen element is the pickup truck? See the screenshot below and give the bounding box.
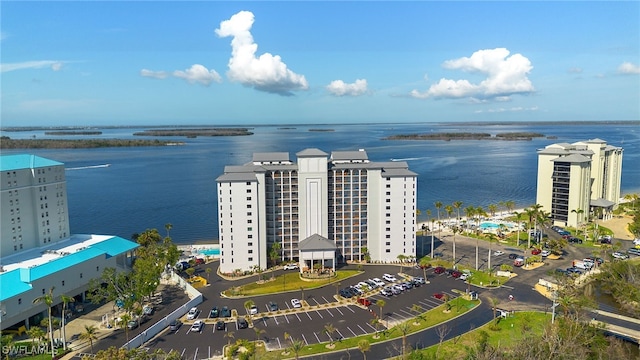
[572,260,592,270]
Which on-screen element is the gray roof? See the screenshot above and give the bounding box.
[552,153,591,163]
[382,168,418,177]
[331,150,369,161]
[584,138,606,144]
[590,198,616,207]
[298,234,337,251]
[216,172,258,182]
[296,148,328,157]
[538,147,569,155]
[253,152,290,163]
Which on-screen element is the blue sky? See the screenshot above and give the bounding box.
[1,1,639,126]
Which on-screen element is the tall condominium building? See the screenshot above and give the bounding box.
[1,154,137,331]
[216,148,417,274]
[536,138,623,228]
[1,154,70,255]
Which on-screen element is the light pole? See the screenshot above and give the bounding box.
[421,224,427,257]
[551,291,559,324]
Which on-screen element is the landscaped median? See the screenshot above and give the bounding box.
[221,270,362,297]
[262,296,481,359]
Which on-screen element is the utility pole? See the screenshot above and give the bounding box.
[551,291,559,324]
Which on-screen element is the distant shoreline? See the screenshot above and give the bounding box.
[384,132,546,141]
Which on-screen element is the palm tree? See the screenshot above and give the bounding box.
[27,326,46,347]
[430,217,436,256]
[60,294,75,350]
[488,204,497,217]
[525,207,537,249]
[164,223,173,238]
[32,286,55,358]
[376,299,386,325]
[358,339,371,360]
[453,201,463,227]
[513,211,522,247]
[486,233,498,274]
[397,254,407,273]
[451,226,460,267]
[489,297,501,324]
[253,327,265,344]
[79,324,98,354]
[445,205,454,224]
[224,331,235,347]
[505,200,515,215]
[397,321,412,359]
[419,257,430,282]
[463,206,475,235]
[324,323,336,346]
[435,201,443,246]
[119,313,132,342]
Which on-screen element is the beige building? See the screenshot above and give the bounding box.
[536,139,623,228]
[1,154,137,331]
[216,148,417,274]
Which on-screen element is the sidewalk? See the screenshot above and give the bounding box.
[59,301,123,359]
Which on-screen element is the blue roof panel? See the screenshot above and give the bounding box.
[0,269,33,301]
[90,236,139,256]
[0,154,64,172]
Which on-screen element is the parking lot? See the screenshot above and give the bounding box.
[142,264,470,359]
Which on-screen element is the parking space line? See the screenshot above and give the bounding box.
[305,311,312,320]
[345,306,356,313]
[301,333,309,345]
[322,296,331,303]
[335,307,344,315]
[311,298,321,306]
[325,308,334,317]
[180,349,186,358]
[399,309,414,317]
[294,313,302,322]
[357,324,367,334]
[315,310,324,319]
[336,329,345,339]
[346,326,357,337]
[272,316,279,325]
[366,323,377,332]
[314,332,321,343]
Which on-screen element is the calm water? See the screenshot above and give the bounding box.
[2,122,639,244]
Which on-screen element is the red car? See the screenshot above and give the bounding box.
[434,266,445,274]
[531,248,541,255]
[451,270,462,278]
[194,258,205,265]
[432,293,446,301]
[357,298,372,307]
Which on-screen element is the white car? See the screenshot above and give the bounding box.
[291,298,302,308]
[459,273,469,281]
[283,263,299,270]
[190,320,204,333]
[612,251,629,260]
[633,238,640,246]
[493,250,505,256]
[186,307,198,320]
[371,278,386,287]
[540,250,551,257]
[249,304,258,315]
[382,273,397,282]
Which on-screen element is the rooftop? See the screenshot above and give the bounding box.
[0,154,63,172]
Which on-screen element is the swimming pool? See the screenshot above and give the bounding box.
[479,222,514,230]
[199,248,220,256]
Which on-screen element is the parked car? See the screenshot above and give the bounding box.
[186,307,198,320]
[127,318,139,330]
[508,253,519,260]
[380,288,393,296]
[221,306,231,317]
[555,268,568,276]
[194,257,205,265]
[493,250,505,256]
[357,298,372,306]
[215,321,226,331]
[633,238,640,246]
[432,293,446,301]
[392,284,404,293]
[613,251,629,260]
[412,276,425,284]
[283,263,299,270]
[540,250,551,257]
[237,317,248,329]
[291,298,302,308]
[190,320,204,332]
[209,307,219,318]
[268,302,278,311]
[372,278,386,287]
[531,248,541,255]
[142,304,154,316]
[451,270,462,278]
[339,288,353,298]
[459,273,470,281]
[628,248,640,256]
[434,266,445,274]
[168,319,182,331]
[382,273,397,282]
[568,237,583,244]
[390,286,401,295]
[513,257,525,267]
[249,304,258,315]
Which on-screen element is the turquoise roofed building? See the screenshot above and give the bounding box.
[0,154,138,332]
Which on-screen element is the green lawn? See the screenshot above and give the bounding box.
[222,270,363,297]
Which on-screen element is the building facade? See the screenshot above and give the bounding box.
[0,154,138,331]
[216,148,417,274]
[536,139,623,228]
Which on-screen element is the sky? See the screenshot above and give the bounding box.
[1,1,639,126]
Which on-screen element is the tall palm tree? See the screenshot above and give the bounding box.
[430,217,436,257]
[489,297,501,324]
[435,201,443,245]
[397,321,412,359]
[486,233,498,274]
[451,226,460,267]
[164,223,173,238]
[463,206,475,235]
[488,204,498,217]
[505,200,516,215]
[358,339,371,360]
[453,201,463,227]
[324,323,336,346]
[244,299,256,317]
[79,324,98,354]
[513,211,522,248]
[445,205,454,224]
[60,294,75,350]
[376,299,386,325]
[525,207,536,249]
[32,286,55,358]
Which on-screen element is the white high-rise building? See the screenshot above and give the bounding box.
[216,148,417,274]
[1,154,138,331]
[536,138,623,228]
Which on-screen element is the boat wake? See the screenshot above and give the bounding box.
[66,164,111,171]
[391,157,423,161]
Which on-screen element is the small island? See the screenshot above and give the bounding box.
[133,128,253,137]
[308,129,335,132]
[0,137,185,149]
[44,131,103,135]
[384,132,545,141]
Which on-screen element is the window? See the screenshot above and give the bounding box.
[247,204,252,208]
[246,189,252,193]
[248,219,252,224]
[18,298,22,305]
[246,182,251,185]
[248,257,253,261]
[386,235,391,238]
[248,234,253,239]
[247,212,252,216]
[42,289,46,295]
[386,206,391,210]
[247,242,253,246]
[386,227,391,231]
[247,197,252,201]
[80,273,83,278]
[248,250,253,254]
[247,227,253,231]
[385,242,391,246]
[62,281,65,286]
[386,199,391,203]
[385,249,391,253]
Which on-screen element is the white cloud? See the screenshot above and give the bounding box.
[326,79,368,96]
[618,62,640,74]
[568,67,583,74]
[411,48,534,100]
[173,64,222,86]
[140,69,169,79]
[1,60,64,73]
[215,11,308,96]
[475,106,539,114]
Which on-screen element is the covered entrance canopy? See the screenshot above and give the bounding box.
[298,234,337,274]
[590,198,616,221]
